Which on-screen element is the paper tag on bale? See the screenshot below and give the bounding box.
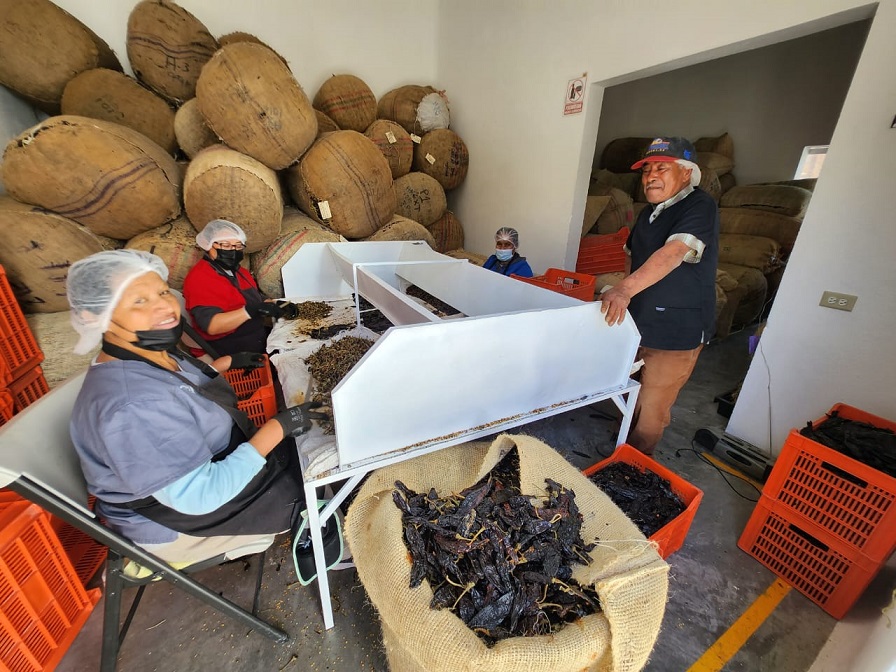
[317,200,332,220]
[410,133,421,144]
[425,153,436,165]
[385,130,397,144]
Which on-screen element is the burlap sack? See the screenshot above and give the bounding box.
[364,214,436,249]
[285,130,395,238]
[125,215,204,290]
[0,0,121,114]
[183,144,283,253]
[767,178,816,192]
[196,42,317,170]
[717,263,768,331]
[279,206,335,237]
[693,132,734,159]
[582,195,612,237]
[0,196,119,313]
[718,172,736,196]
[217,31,289,65]
[61,68,177,154]
[377,85,449,134]
[250,226,342,298]
[365,120,414,179]
[413,129,469,191]
[1,115,182,239]
[315,110,341,136]
[718,234,782,273]
[695,152,734,177]
[426,211,464,253]
[345,434,669,672]
[394,172,447,227]
[715,268,739,293]
[600,137,654,173]
[586,185,634,235]
[719,185,812,219]
[313,74,377,133]
[126,0,218,104]
[174,98,219,159]
[443,248,486,266]
[714,283,728,324]
[719,207,802,253]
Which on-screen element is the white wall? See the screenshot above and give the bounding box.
[0,89,41,196]
[593,21,869,186]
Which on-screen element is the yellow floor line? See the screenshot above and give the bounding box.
[700,452,765,493]
[686,578,792,672]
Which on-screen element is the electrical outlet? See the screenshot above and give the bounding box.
[820,291,858,312]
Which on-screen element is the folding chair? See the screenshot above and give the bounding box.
[0,372,288,672]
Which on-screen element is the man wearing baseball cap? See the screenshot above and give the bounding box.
[599,137,719,455]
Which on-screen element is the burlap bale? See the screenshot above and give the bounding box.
[718,234,782,273]
[217,31,288,65]
[719,184,812,219]
[126,0,218,104]
[717,262,768,331]
[313,74,377,133]
[715,268,739,293]
[582,195,611,237]
[315,109,340,136]
[718,172,736,196]
[0,0,121,114]
[413,129,469,191]
[426,210,464,253]
[768,178,816,192]
[278,206,335,237]
[285,130,395,238]
[377,85,449,134]
[695,152,734,177]
[61,68,177,154]
[346,434,668,672]
[173,98,218,158]
[1,115,181,239]
[250,225,342,298]
[714,283,728,324]
[364,214,436,249]
[0,196,119,313]
[693,132,734,159]
[600,137,654,173]
[125,215,204,290]
[443,248,486,266]
[591,169,624,192]
[25,311,99,387]
[586,184,634,235]
[719,207,802,253]
[196,42,317,170]
[365,119,413,179]
[394,172,447,227]
[183,144,283,253]
[594,272,625,292]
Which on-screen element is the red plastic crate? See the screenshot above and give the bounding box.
[583,444,703,558]
[576,227,629,275]
[222,356,277,427]
[9,364,50,414]
[738,495,884,619]
[762,404,896,561]
[0,267,43,384]
[0,500,100,672]
[0,389,13,427]
[512,268,595,301]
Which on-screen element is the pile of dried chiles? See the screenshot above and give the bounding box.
[406,284,463,317]
[356,295,394,334]
[588,463,685,538]
[289,301,353,340]
[305,336,374,433]
[800,411,896,478]
[392,449,601,645]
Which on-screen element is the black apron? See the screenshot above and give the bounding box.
[102,341,304,537]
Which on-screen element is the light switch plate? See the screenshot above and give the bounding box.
[820,291,858,312]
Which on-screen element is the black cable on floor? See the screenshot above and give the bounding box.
[675,442,761,502]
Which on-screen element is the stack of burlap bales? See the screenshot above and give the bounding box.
[0,0,474,328]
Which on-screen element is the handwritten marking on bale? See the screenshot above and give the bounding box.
[364,215,436,249]
[125,215,204,290]
[1,115,182,239]
[0,196,117,313]
[377,84,449,134]
[0,0,121,114]
[413,129,469,191]
[126,0,218,104]
[426,210,464,253]
[62,68,177,155]
[393,172,446,227]
[183,144,283,253]
[313,74,377,133]
[196,42,317,170]
[174,98,219,159]
[365,119,413,179]
[285,130,396,239]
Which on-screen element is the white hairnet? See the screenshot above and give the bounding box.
[66,249,169,355]
[495,227,520,249]
[195,219,247,251]
[677,159,702,188]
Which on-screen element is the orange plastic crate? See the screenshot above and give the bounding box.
[576,227,629,275]
[737,495,884,619]
[0,267,43,384]
[222,356,277,427]
[762,404,896,561]
[0,501,100,672]
[513,268,595,301]
[9,364,50,414]
[583,444,703,558]
[0,389,14,427]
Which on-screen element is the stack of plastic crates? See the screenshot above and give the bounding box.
[575,227,629,275]
[512,268,595,301]
[738,404,896,618]
[222,355,278,427]
[0,266,47,421]
[0,499,101,672]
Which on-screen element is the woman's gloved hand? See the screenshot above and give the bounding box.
[273,402,328,437]
[275,300,300,320]
[229,352,266,371]
[247,301,285,319]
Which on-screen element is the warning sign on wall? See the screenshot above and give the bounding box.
[564,74,587,116]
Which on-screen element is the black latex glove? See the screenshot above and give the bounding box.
[272,402,328,438]
[229,352,265,371]
[247,301,284,319]
[275,300,300,320]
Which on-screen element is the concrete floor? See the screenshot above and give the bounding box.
[55,329,896,671]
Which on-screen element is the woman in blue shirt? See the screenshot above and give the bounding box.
[483,227,534,278]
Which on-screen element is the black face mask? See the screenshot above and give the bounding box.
[214,249,244,272]
[111,318,184,352]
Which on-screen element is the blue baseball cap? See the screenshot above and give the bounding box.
[631,137,697,170]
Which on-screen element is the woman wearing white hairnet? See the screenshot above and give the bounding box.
[483,227,534,278]
[68,249,325,566]
[182,219,296,358]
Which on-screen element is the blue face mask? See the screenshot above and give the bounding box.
[495,248,514,262]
